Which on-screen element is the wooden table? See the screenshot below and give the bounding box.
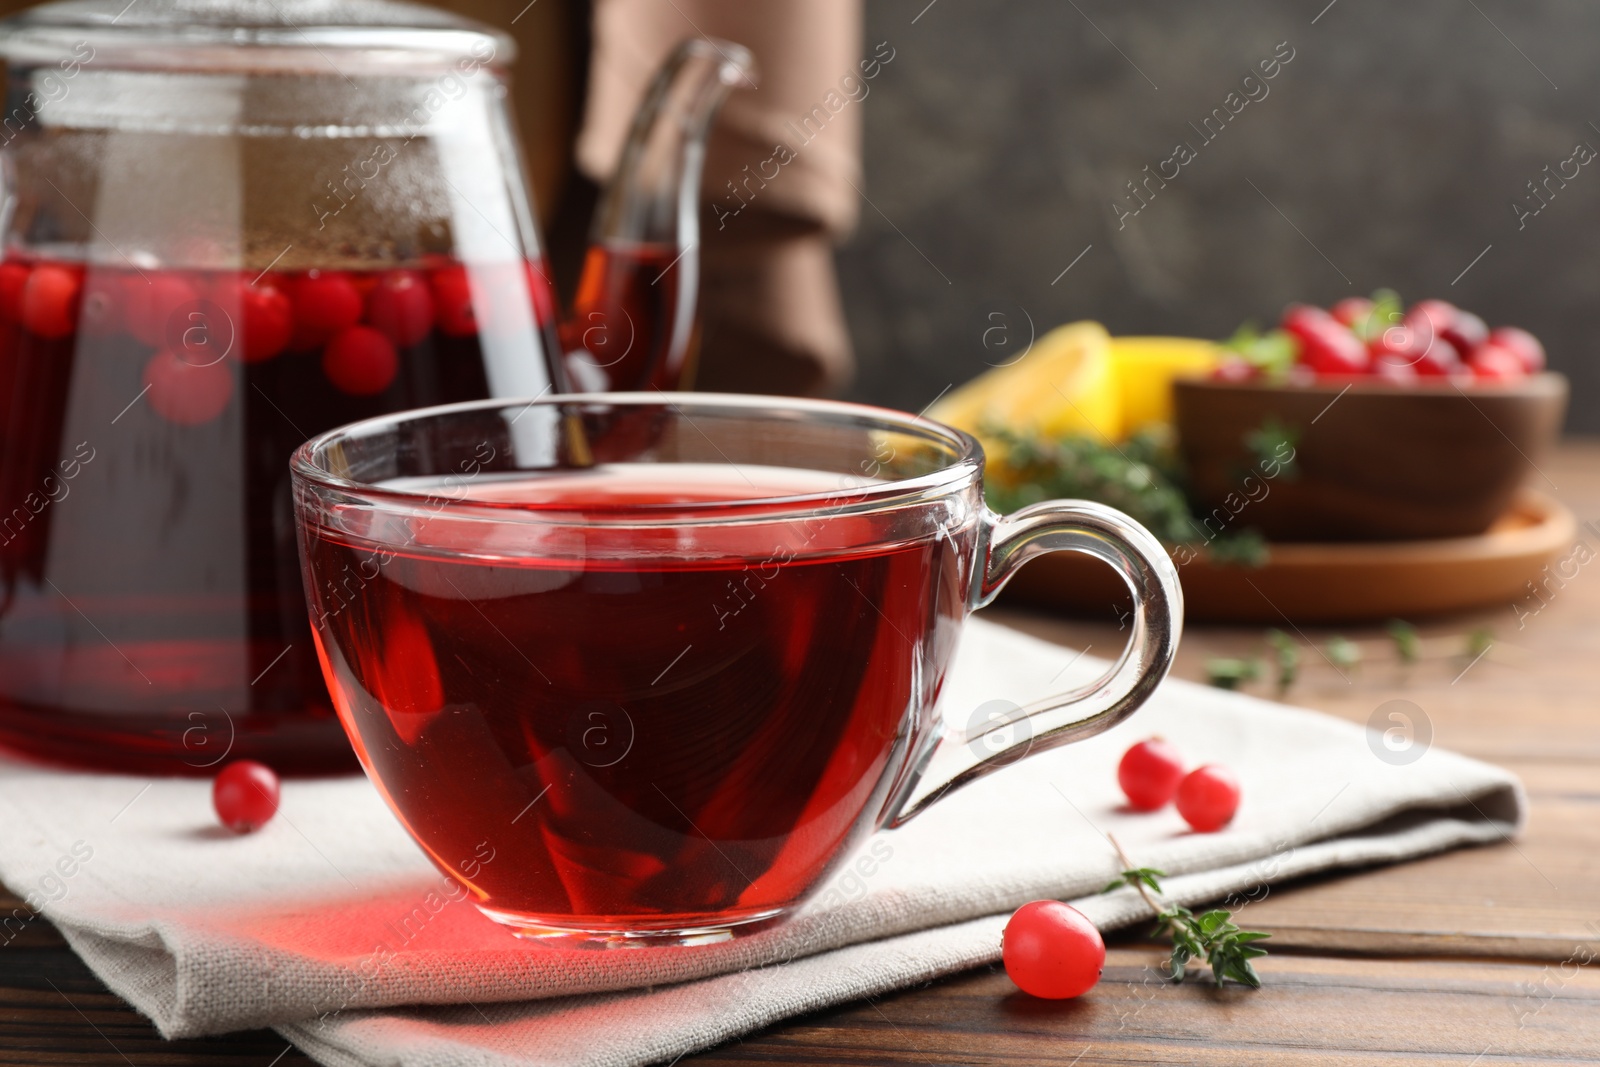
[5,443,1600,1066]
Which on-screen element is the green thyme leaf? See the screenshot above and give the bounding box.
[1244,419,1300,482]
[1206,529,1270,568]
[1265,630,1299,692]
[981,426,1199,547]
[1222,324,1298,380]
[1103,867,1168,895]
[1205,657,1262,691]
[1325,635,1362,671]
[1109,842,1271,988]
[1353,289,1403,342]
[1388,619,1420,664]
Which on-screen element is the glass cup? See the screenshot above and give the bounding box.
[291,394,1182,947]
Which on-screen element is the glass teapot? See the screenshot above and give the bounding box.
[0,0,750,773]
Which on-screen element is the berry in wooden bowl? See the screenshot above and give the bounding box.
[1175,295,1567,542]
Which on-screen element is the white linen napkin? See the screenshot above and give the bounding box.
[0,618,1522,1066]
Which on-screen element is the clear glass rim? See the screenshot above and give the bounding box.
[290,392,986,526]
[0,21,511,72]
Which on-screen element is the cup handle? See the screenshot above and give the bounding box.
[883,500,1184,828]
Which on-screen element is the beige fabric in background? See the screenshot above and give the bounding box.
[577,0,863,394]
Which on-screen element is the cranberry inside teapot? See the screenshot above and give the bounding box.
[0,255,558,773]
[0,0,750,772]
[0,0,568,771]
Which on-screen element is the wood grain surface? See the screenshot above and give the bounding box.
[4,442,1599,1065]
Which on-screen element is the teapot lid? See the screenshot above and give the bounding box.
[0,0,513,72]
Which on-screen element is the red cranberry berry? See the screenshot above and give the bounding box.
[1405,299,1455,338]
[1211,357,1259,382]
[0,261,31,322]
[1117,738,1186,811]
[19,264,83,340]
[290,270,363,348]
[212,759,281,834]
[1330,296,1374,332]
[1003,900,1105,999]
[238,281,294,363]
[322,325,398,395]
[1176,765,1241,832]
[1281,304,1369,375]
[366,270,435,347]
[126,274,200,348]
[143,349,234,425]
[1468,342,1526,383]
[1442,309,1489,357]
[1369,325,1456,377]
[1409,300,1487,361]
[1486,326,1545,374]
[1369,348,1420,383]
[431,266,479,337]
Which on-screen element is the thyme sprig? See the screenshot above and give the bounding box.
[1205,622,1498,692]
[1101,836,1271,988]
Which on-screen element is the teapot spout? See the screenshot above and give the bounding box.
[565,38,754,392]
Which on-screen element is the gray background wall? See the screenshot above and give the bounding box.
[836,0,1599,431]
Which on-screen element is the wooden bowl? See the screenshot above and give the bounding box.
[1173,373,1568,541]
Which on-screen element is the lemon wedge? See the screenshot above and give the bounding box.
[1110,336,1221,433]
[928,321,1119,449]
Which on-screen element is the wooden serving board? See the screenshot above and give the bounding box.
[1001,489,1577,624]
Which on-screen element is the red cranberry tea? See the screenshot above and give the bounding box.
[0,254,559,772]
[303,465,972,933]
[562,242,683,391]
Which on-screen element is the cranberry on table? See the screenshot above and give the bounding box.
[19,264,84,340]
[143,349,234,425]
[1176,765,1241,832]
[1281,304,1369,375]
[1118,737,1186,811]
[323,324,398,395]
[1003,900,1105,999]
[366,270,435,347]
[213,759,281,834]
[238,280,294,363]
[1487,326,1545,373]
